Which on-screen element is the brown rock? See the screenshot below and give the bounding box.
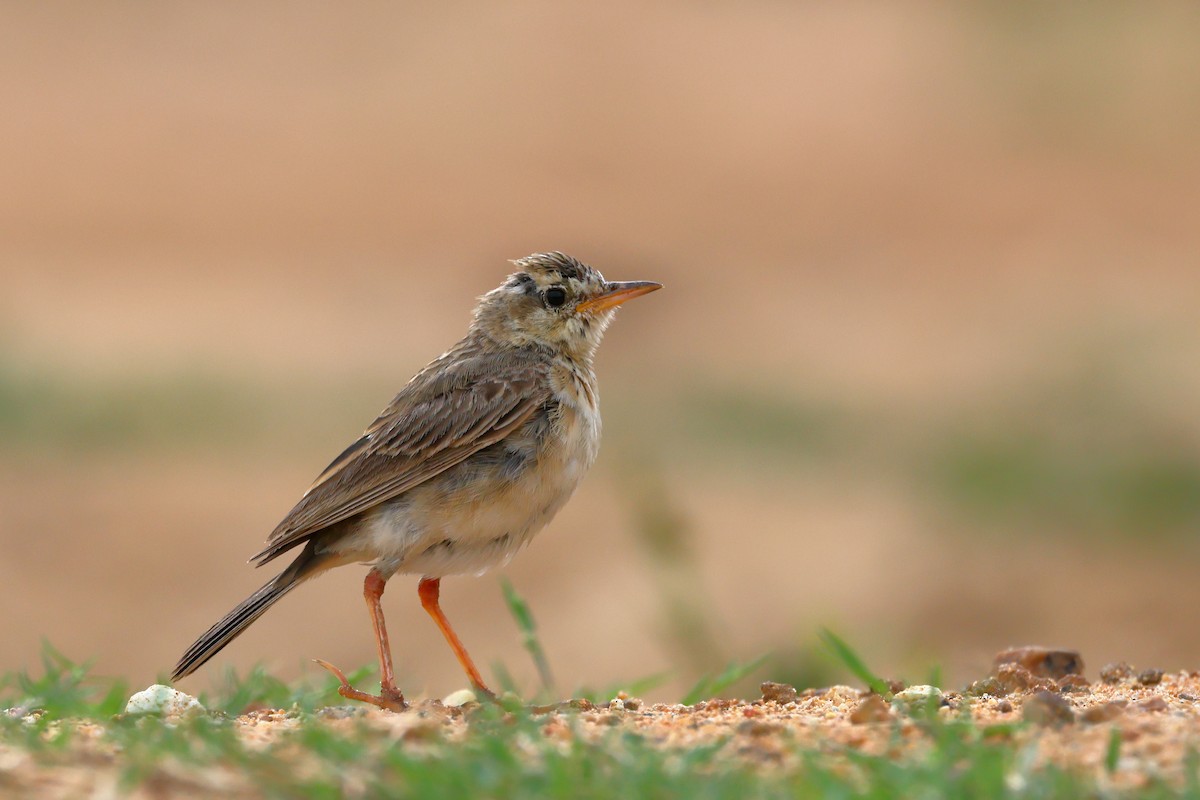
[1138,696,1169,712]
[994,647,1084,679]
[737,719,782,737]
[1138,669,1165,686]
[966,677,1007,698]
[699,699,739,711]
[1022,691,1075,726]
[849,694,892,724]
[760,681,798,705]
[995,664,1034,692]
[1100,663,1135,684]
[995,664,1056,694]
[1080,701,1126,724]
[1056,674,1090,692]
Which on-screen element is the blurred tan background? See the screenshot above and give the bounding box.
[3,2,1200,700]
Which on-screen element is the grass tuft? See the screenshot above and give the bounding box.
[199,662,374,716]
[500,577,556,697]
[681,654,769,706]
[818,628,893,697]
[2,641,129,720]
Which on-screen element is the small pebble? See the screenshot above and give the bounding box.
[124,685,206,720]
[1100,663,1135,684]
[1138,696,1169,713]
[1138,669,1164,686]
[1056,674,1090,692]
[849,694,892,724]
[760,681,798,705]
[967,677,1007,698]
[737,719,781,737]
[1080,701,1126,724]
[994,647,1084,679]
[1022,691,1075,726]
[995,664,1054,694]
[442,689,478,708]
[891,685,943,715]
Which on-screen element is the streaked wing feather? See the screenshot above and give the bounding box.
[306,434,372,491]
[251,361,546,565]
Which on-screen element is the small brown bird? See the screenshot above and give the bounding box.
[171,253,661,710]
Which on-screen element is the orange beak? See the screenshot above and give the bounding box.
[575,281,662,314]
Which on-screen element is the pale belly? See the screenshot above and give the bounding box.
[335,399,600,578]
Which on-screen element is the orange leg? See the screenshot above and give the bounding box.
[313,568,407,712]
[364,569,406,705]
[418,577,495,698]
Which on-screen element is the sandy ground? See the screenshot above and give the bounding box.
[2,3,1200,700]
[3,648,1198,797]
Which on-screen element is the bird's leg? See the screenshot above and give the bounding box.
[364,569,406,705]
[313,568,407,712]
[418,577,496,699]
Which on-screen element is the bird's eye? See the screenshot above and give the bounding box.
[544,287,567,308]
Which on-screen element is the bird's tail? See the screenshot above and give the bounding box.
[171,544,333,682]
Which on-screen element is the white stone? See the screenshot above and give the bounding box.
[442,688,478,708]
[124,685,206,719]
[891,684,943,713]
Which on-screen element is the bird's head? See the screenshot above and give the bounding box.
[472,252,661,361]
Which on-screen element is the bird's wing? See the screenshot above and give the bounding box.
[250,354,548,565]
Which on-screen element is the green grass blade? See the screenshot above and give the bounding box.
[491,661,520,696]
[1105,726,1122,775]
[681,654,769,705]
[819,628,891,697]
[500,577,555,695]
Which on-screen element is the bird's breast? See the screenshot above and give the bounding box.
[356,370,602,578]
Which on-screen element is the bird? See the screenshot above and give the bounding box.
[170,252,661,711]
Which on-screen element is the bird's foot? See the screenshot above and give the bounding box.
[313,658,407,713]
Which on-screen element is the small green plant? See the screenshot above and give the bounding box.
[681,654,769,706]
[818,628,893,697]
[1105,725,1122,775]
[500,577,556,696]
[1,641,128,719]
[199,661,370,715]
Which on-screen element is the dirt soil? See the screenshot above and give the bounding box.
[4,648,1199,797]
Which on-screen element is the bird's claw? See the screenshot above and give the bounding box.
[313,658,407,712]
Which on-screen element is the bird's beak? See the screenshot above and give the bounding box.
[575,281,663,314]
